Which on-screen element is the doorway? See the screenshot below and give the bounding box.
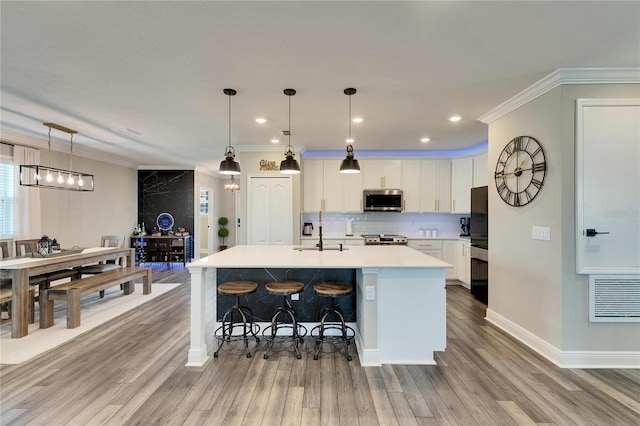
[199,187,214,256]
[247,176,293,245]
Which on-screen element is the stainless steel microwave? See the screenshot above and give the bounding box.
[363,189,403,212]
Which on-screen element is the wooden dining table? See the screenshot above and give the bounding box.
[0,247,134,338]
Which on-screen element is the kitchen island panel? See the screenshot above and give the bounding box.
[187,245,450,367]
[215,268,356,322]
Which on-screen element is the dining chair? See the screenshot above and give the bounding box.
[77,235,126,298]
[1,240,38,323]
[14,239,40,257]
[0,241,10,258]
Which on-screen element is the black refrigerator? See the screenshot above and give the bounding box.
[470,186,489,304]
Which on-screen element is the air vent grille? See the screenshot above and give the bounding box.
[589,275,640,322]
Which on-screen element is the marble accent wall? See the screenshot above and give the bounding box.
[216,268,356,322]
[138,170,194,234]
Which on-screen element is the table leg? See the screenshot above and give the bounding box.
[11,269,29,338]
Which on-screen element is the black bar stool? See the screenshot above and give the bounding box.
[310,282,355,361]
[213,281,260,358]
[263,281,307,359]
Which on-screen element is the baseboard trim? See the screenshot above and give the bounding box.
[485,309,640,369]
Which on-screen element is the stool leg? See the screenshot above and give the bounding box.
[313,297,353,362]
[214,295,255,358]
[263,306,284,359]
[264,295,304,360]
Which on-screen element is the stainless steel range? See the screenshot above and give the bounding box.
[361,234,408,245]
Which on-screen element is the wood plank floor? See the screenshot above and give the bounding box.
[1,266,638,425]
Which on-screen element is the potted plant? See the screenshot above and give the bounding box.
[218,217,229,251]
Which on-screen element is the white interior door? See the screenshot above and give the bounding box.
[576,99,640,274]
[248,176,293,245]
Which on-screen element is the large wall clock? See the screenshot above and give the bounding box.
[494,135,547,207]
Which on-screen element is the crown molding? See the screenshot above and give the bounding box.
[478,67,640,124]
[0,128,138,168]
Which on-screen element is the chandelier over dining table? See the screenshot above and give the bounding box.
[19,122,94,192]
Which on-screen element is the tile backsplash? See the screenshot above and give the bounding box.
[301,212,468,237]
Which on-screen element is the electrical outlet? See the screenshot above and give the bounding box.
[291,293,299,301]
[532,226,551,241]
[365,286,376,301]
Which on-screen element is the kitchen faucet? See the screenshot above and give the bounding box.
[318,211,323,251]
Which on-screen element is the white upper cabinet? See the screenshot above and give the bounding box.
[303,159,361,212]
[451,157,473,213]
[473,151,488,187]
[303,160,324,211]
[361,159,403,189]
[420,160,451,213]
[304,154,483,214]
[402,160,421,212]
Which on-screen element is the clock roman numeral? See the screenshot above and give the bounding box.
[514,192,522,206]
[497,181,507,195]
[531,178,543,189]
[504,142,515,157]
[532,162,546,172]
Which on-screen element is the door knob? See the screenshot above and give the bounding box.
[584,228,610,237]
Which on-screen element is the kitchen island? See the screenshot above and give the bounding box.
[186,245,451,367]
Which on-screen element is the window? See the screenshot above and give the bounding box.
[0,157,14,238]
[199,189,209,214]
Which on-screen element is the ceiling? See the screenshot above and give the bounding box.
[1,1,639,172]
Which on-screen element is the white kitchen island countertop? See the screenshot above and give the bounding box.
[186,244,451,367]
[190,244,452,269]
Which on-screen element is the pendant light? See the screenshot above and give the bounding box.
[19,122,94,192]
[219,88,241,175]
[279,88,301,174]
[340,88,361,174]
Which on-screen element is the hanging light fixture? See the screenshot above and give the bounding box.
[224,175,240,192]
[279,88,301,174]
[19,123,94,192]
[219,88,241,175]
[340,88,361,174]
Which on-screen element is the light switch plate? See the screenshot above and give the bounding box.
[291,293,299,301]
[365,285,376,301]
[532,226,551,241]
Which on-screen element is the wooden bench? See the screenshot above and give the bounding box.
[0,287,36,324]
[40,266,151,329]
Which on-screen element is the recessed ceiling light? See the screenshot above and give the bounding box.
[420,137,430,143]
[352,117,363,123]
[346,138,355,143]
[449,115,462,122]
[271,139,280,144]
[256,118,267,124]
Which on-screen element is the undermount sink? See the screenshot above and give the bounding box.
[293,246,348,251]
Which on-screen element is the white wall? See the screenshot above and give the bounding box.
[488,87,564,348]
[38,149,137,248]
[487,83,640,355]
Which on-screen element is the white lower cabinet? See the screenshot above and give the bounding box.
[457,240,471,287]
[442,241,458,280]
[409,239,461,282]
